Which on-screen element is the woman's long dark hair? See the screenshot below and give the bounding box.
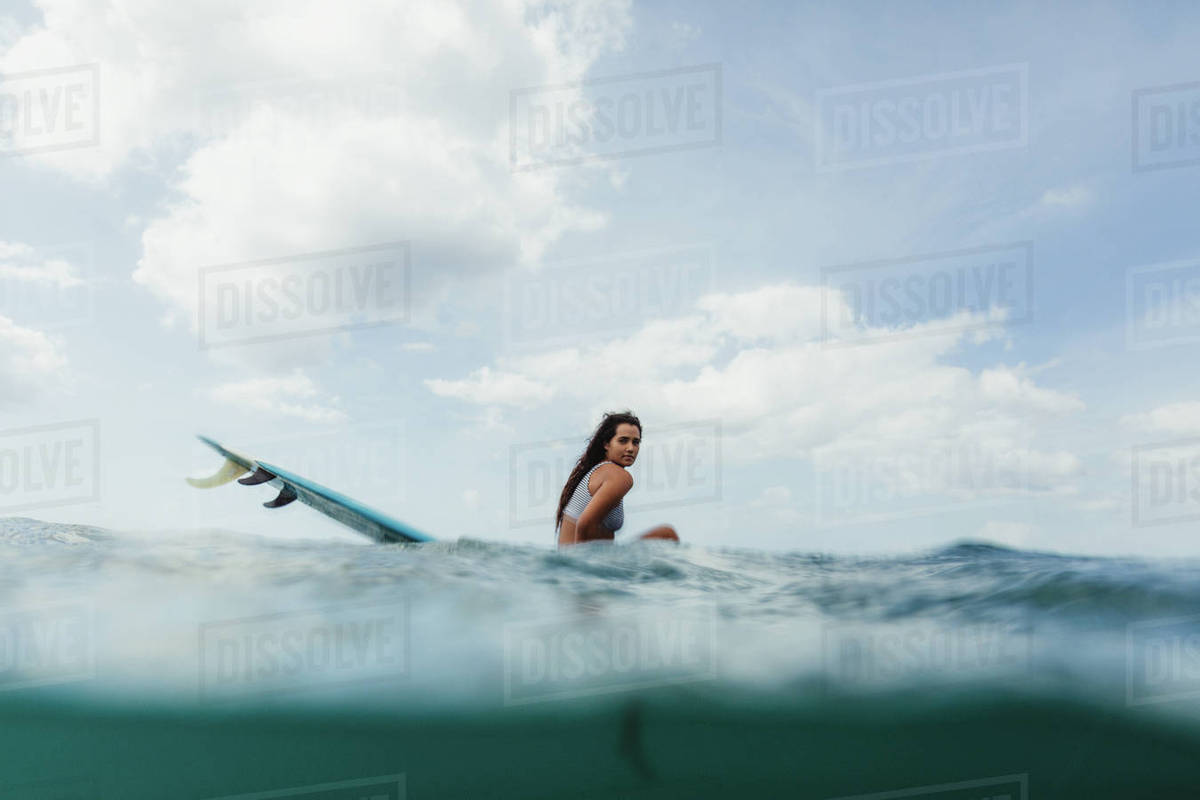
[555,410,642,532]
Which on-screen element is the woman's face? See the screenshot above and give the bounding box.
[604,423,641,466]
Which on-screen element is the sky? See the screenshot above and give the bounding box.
[1,0,1199,556]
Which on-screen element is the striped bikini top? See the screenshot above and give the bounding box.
[562,461,625,532]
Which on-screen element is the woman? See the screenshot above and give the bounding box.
[555,411,681,547]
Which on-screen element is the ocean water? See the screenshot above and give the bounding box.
[1,517,1199,799]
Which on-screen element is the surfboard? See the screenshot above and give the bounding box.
[189,435,434,544]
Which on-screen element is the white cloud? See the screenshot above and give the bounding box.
[1015,185,1094,222]
[0,240,85,288]
[132,110,606,335]
[0,315,69,406]
[699,283,827,345]
[1,1,625,176]
[1122,402,1200,436]
[979,366,1086,414]
[425,365,555,407]
[3,0,630,353]
[208,370,346,423]
[428,281,1087,495]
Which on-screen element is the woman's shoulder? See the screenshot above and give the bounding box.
[592,461,633,485]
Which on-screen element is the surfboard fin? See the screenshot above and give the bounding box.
[186,458,249,488]
[193,435,434,543]
[264,486,298,509]
[238,467,277,486]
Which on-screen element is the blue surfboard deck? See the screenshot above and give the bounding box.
[193,435,434,544]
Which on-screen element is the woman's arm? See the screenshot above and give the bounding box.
[574,466,633,542]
